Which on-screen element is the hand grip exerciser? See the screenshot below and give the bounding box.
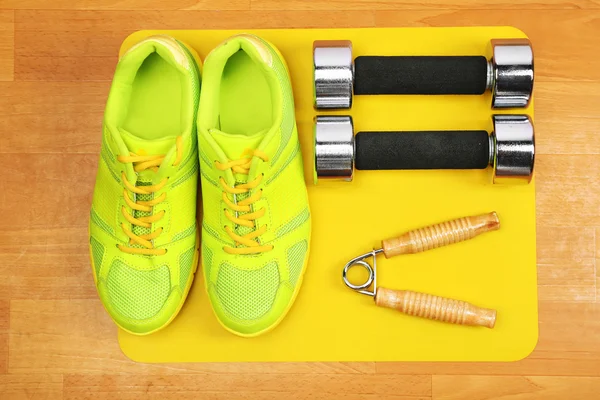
[314,114,535,184]
[342,212,499,328]
[313,39,534,109]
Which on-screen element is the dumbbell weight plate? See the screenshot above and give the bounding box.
[313,41,354,109]
[313,115,355,182]
[491,114,535,183]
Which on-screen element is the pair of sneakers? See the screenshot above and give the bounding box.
[89,34,311,337]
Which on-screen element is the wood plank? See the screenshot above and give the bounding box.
[1,0,250,11]
[1,154,97,230]
[64,393,427,400]
[375,10,600,82]
[538,260,595,302]
[537,227,596,302]
[0,228,96,301]
[0,82,106,154]
[15,55,117,82]
[536,155,600,227]
[376,302,600,376]
[535,82,600,156]
[8,299,374,374]
[432,376,600,400]
[0,301,8,333]
[597,229,599,303]
[63,374,431,400]
[0,374,63,400]
[0,10,14,81]
[252,0,600,10]
[0,301,7,374]
[537,259,595,286]
[537,227,595,260]
[596,228,600,258]
[0,334,6,374]
[538,283,596,302]
[14,10,375,33]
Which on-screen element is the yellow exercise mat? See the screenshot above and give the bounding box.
[118,27,537,362]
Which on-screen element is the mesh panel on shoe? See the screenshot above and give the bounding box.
[202,243,213,281]
[172,224,195,242]
[233,180,253,238]
[106,260,170,320]
[90,237,105,277]
[179,247,195,291]
[287,240,307,287]
[200,165,218,187]
[203,222,220,240]
[101,133,116,163]
[267,141,299,185]
[131,181,153,239]
[171,161,198,188]
[94,161,123,224]
[90,208,114,235]
[216,261,279,321]
[100,146,121,183]
[276,207,310,238]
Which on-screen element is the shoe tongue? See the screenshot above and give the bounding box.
[119,128,176,181]
[120,128,176,158]
[209,128,267,160]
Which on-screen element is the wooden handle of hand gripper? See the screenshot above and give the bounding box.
[381,212,500,258]
[375,287,496,328]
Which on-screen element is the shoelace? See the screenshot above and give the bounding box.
[215,149,274,255]
[116,136,183,255]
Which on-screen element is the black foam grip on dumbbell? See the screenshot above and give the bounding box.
[355,130,490,170]
[353,56,489,95]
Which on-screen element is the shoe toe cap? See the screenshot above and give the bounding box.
[209,260,292,336]
[98,260,178,334]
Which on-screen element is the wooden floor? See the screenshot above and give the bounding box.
[1,1,600,399]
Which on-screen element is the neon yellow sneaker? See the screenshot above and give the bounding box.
[197,34,311,337]
[89,35,201,335]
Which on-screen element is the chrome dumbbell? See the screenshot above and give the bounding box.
[313,39,534,109]
[314,114,535,184]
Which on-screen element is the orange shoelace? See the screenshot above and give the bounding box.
[215,149,274,255]
[116,136,183,255]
